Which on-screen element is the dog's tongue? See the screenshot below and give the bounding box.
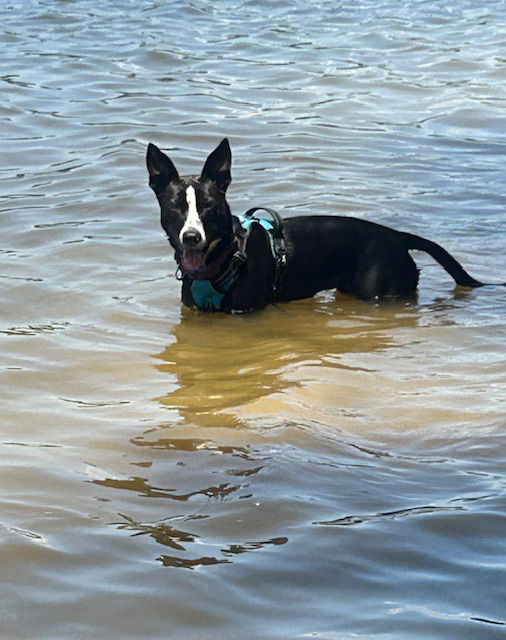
[181,249,205,273]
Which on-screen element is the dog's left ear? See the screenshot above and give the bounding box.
[200,138,232,193]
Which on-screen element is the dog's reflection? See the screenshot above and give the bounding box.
[94,292,471,569]
[152,294,420,428]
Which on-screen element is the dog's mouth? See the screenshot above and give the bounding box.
[179,238,233,279]
[181,248,206,274]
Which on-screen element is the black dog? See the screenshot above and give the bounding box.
[146,138,497,313]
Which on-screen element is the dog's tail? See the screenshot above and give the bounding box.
[401,232,490,288]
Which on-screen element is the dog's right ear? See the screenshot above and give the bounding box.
[200,138,232,193]
[146,143,179,195]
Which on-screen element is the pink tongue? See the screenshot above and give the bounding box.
[182,249,205,272]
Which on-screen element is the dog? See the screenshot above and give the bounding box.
[146,138,500,313]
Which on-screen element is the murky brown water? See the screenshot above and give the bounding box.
[2,1,506,638]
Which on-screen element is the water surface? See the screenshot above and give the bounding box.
[1,1,506,638]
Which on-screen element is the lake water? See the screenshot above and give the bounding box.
[1,1,506,638]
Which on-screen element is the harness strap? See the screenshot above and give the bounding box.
[191,249,246,311]
[213,248,247,290]
[241,207,287,293]
[190,207,287,311]
[243,207,284,238]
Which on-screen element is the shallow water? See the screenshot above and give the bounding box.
[1,1,506,638]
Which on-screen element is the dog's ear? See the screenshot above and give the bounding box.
[146,143,179,195]
[200,138,232,193]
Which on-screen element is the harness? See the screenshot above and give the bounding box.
[189,207,287,311]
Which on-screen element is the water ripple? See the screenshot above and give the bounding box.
[2,1,506,638]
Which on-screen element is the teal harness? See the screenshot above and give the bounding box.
[190,207,286,312]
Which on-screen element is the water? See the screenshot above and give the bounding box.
[1,1,506,638]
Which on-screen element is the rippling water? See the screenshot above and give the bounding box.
[2,1,506,638]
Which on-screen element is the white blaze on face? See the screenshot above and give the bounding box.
[179,185,206,247]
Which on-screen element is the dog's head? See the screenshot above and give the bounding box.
[146,138,234,278]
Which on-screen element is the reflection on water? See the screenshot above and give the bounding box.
[153,295,417,427]
[89,289,506,592]
[2,0,506,637]
[93,431,290,570]
[113,511,288,570]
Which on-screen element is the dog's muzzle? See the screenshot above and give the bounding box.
[179,228,207,274]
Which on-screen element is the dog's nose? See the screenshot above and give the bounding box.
[182,229,202,246]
